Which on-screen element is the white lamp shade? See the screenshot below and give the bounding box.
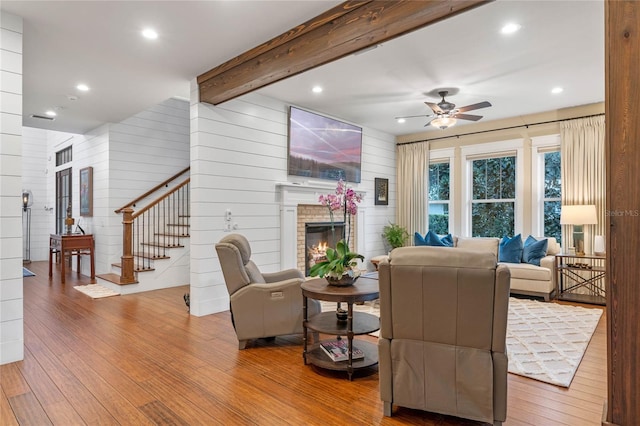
[560,204,598,225]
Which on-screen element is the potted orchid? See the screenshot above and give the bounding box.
[309,179,364,286]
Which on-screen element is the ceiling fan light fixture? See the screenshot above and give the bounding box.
[431,116,457,129]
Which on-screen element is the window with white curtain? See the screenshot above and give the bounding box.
[462,140,524,237]
[531,135,562,243]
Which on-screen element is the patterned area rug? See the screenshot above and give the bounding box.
[74,284,120,299]
[506,297,602,387]
[320,296,602,387]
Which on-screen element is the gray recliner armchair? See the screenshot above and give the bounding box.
[378,246,510,425]
[215,233,320,349]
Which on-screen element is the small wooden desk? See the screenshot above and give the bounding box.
[49,234,95,284]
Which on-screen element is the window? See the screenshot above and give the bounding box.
[56,146,72,166]
[543,151,561,243]
[471,155,516,237]
[428,161,450,234]
[531,135,561,242]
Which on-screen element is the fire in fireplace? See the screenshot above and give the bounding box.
[305,222,345,276]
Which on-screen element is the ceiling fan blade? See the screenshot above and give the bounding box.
[425,101,444,114]
[424,118,435,127]
[454,113,483,121]
[395,114,434,120]
[456,101,492,113]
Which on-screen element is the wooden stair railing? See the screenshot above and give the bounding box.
[112,168,190,285]
[115,166,190,214]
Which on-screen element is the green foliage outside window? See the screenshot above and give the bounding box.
[429,162,450,234]
[472,202,515,237]
[429,163,450,201]
[429,213,449,235]
[544,151,562,244]
[471,156,516,237]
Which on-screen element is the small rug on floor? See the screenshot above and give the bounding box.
[74,284,119,299]
[507,297,602,387]
[320,296,602,387]
[23,267,36,277]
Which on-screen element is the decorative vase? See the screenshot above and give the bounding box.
[326,275,359,287]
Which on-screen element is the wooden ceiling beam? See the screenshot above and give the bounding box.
[197,0,490,106]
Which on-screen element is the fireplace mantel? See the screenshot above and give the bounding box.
[276,182,367,270]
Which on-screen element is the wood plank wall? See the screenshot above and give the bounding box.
[604,0,640,424]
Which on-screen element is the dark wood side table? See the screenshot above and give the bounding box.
[49,233,96,284]
[301,276,380,380]
[555,253,606,305]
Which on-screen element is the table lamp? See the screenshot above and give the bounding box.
[560,204,598,256]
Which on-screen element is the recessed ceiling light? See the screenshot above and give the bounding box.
[142,28,158,40]
[501,23,521,35]
[312,86,323,94]
[551,87,564,94]
[397,118,406,124]
[45,110,57,117]
[76,83,89,92]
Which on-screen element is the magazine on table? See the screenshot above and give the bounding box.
[320,339,364,362]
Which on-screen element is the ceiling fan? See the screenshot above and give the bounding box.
[396,90,492,129]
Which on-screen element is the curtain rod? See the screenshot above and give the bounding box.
[396,113,605,146]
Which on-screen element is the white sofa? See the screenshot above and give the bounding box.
[455,236,560,301]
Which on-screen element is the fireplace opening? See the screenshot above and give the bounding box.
[305,222,345,276]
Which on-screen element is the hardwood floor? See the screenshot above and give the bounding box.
[3,261,606,425]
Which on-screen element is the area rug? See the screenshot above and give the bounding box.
[320,296,602,387]
[506,297,602,387]
[23,267,35,277]
[73,284,119,299]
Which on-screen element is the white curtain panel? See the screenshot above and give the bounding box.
[396,142,429,244]
[560,115,606,255]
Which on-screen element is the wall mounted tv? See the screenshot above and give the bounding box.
[287,106,362,183]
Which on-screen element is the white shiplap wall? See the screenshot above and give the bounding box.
[189,85,396,317]
[43,98,190,278]
[22,127,52,261]
[106,98,190,272]
[0,12,24,365]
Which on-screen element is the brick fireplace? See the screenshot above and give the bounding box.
[277,182,366,272]
[297,205,356,274]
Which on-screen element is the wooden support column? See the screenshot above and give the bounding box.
[604,0,640,424]
[120,207,137,284]
[197,0,490,105]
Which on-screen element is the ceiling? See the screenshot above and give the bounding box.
[2,1,604,137]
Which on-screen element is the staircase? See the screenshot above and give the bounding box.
[97,168,190,294]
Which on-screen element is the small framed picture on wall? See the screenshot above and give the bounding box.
[375,177,389,206]
[79,167,93,217]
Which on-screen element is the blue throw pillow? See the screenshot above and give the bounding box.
[522,235,548,266]
[414,232,427,246]
[424,230,447,246]
[415,230,454,247]
[423,231,453,247]
[499,234,523,263]
[440,234,454,247]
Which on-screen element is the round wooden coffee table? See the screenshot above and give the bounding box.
[301,276,380,380]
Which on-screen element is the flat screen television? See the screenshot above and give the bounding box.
[287,106,362,183]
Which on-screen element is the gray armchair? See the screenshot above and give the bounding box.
[215,233,320,349]
[378,246,510,425]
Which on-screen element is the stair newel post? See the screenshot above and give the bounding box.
[121,207,136,284]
